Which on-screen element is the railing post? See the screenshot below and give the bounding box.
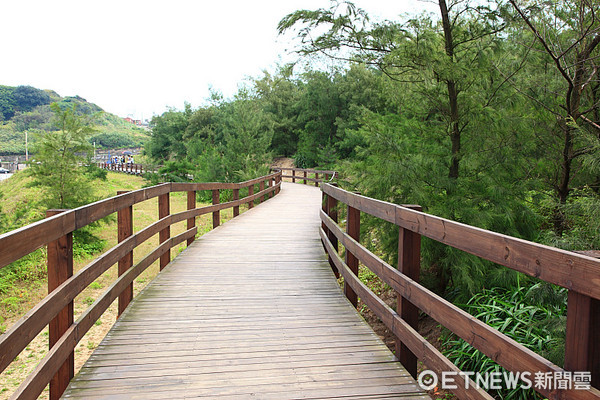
[259,180,265,204]
[292,169,296,183]
[233,188,240,217]
[396,205,422,379]
[327,183,339,278]
[276,173,281,195]
[212,189,220,228]
[267,178,273,199]
[187,190,196,246]
[565,291,600,388]
[117,191,133,318]
[248,185,254,209]
[315,172,319,187]
[345,196,360,308]
[46,209,74,400]
[303,170,307,184]
[158,193,170,270]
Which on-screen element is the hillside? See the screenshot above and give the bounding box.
[0,85,149,155]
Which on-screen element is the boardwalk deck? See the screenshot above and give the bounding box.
[62,183,428,400]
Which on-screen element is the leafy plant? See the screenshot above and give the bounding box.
[443,282,567,399]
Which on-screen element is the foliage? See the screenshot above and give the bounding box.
[145,90,273,183]
[0,85,148,155]
[443,282,567,399]
[26,102,98,209]
[90,131,141,149]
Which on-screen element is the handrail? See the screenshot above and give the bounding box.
[0,171,282,400]
[320,183,600,399]
[97,162,146,175]
[271,167,337,187]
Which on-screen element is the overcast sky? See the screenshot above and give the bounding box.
[0,0,436,120]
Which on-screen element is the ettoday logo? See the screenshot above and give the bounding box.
[417,370,591,392]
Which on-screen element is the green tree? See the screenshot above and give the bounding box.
[253,66,303,157]
[13,85,51,112]
[145,105,191,161]
[27,103,98,209]
[506,0,600,238]
[0,86,16,120]
[279,1,534,298]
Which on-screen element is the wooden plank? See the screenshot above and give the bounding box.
[46,209,74,400]
[565,291,600,388]
[321,227,493,400]
[212,189,220,228]
[117,191,133,317]
[322,183,600,301]
[321,211,600,400]
[10,228,196,400]
[63,183,425,400]
[396,205,421,379]
[345,201,360,307]
[232,188,239,217]
[158,193,170,270]
[187,190,196,246]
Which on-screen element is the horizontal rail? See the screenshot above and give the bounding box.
[320,210,578,399]
[271,167,337,187]
[280,175,320,183]
[0,183,172,269]
[320,227,493,400]
[0,172,282,270]
[11,227,196,400]
[320,182,600,399]
[272,167,337,174]
[322,183,600,301]
[0,171,282,400]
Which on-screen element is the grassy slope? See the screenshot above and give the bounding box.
[0,171,237,399]
[0,96,149,155]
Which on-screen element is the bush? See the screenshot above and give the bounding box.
[442,282,566,399]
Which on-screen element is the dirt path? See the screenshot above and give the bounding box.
[271,156,295,170]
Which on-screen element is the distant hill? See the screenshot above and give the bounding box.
[0,85,149,155]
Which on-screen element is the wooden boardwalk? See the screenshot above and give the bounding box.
[62,183,428,400]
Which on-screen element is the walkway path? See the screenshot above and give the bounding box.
[62,183,428,399]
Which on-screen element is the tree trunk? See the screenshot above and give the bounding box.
[439,0,461,181]
[554,123,573,236]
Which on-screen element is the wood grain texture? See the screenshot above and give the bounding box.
[158,193,170,271]
[321,184,600,301]
[320,209,600,400]
[62,183,426,400]
[0,173,283,271]
[117,192,133,317]
[46,210,74,400]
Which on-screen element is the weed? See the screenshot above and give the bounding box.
[86,341,96,350]
[89,282,102,290]
[83,296,95,306]
[1,296,21,312]
[94,319,102,326]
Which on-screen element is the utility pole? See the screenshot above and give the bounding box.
[25,131,28,161]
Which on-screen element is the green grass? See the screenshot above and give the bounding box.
[442,282,566,400]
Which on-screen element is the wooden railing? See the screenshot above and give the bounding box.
[97,162,146,175]
[271,167,336,186]
[0,171,282,400]
[320,183,600,400]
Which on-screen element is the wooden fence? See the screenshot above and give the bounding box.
[320,183,600,400]
[97,162,146,175]
[271,167,336,186]
[0,171,282,400]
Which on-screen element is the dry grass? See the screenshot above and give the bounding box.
[0,172,247,399]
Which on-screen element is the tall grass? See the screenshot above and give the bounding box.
[442,282,567,399]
